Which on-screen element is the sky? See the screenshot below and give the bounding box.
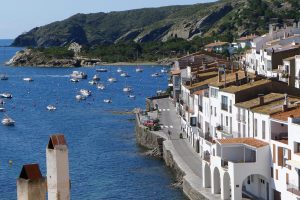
[0,0,215,39]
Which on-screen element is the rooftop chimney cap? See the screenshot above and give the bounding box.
[19,164,43,181]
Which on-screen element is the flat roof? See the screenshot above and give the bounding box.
[217,138,268,148]
[251,96,300,115]
[235,93,285,109]
[271,107,300,122]
[209,71,256,88]
[220,79,271,94]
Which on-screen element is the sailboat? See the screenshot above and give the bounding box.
[123,78,132,93]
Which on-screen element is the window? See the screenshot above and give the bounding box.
[210,106,213,115]
[262,120,266,139]
[210,88,218,98]
[271,167,273,178]
[229,100,232,113]
[226,116,228,126]
[221,95,228,111]
[214,107,216,117]
[243,124,246,138]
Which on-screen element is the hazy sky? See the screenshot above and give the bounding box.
[0,0,215,39]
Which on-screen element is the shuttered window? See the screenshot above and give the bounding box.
[278,147,283,167]
[273,144,276,163]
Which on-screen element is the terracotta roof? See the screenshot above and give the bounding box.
[170,69,181,75]
[19,164,43,180]
[271,107,300,122]
[205,42,229,48]
[48,134,67,149]
[217,138,268,148]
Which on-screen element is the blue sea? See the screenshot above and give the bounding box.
[0,40,186,200]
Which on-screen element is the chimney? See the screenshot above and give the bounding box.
[235,72,239,85]
[258,94,264,106]
[17,164,46,200]
[218,69,222,83]
[46,134,70,200]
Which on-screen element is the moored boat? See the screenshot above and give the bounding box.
[96,68,108,72]
[75,95,86,101]
[70,78,79,83]
[0,93,12,98]
[89,80,97,85]
[80,89,92,97]
[117,68,123,73]
[93,75,100,81]
[47,105,57,111]
[0,74,8,80]
[123,86,132,93]
[104,98,112,103]
[161,67,168,73]
[23,77,33,82]
[120,72,130,77]
[108,77,117,83]
[151,73,161,77]
[2,115,15,126]
[136,67,143,72]
[97,83,105,90]
[70,71,87,79]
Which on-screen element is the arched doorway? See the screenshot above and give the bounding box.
[223,172,231,200]
[242,174,269,200]
[204,164,211,188]
[213,167,221,194]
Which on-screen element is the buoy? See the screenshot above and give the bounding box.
[9,160,13,165]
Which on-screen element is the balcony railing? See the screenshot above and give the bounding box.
[287,184,300,196]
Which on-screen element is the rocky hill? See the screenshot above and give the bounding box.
[11,0,300,47]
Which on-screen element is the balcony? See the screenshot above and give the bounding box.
[216,126,233,137]
[287,184,300,196]
[237,114,246,123]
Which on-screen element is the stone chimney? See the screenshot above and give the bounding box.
[258,94,264,106]
[46,134,70,200]
[235,73,239,85]
[17,164,46,200]
[282,94,289,112]
[218,69,222,83]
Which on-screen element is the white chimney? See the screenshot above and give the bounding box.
[46,134,70,200]
[17,164,46,200]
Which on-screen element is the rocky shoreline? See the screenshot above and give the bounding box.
[6,49,174,67]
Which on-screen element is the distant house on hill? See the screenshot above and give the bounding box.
[204,41,229,53]
[236,34,257,49]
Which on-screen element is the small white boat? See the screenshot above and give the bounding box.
[0,74,8,80]
[117,68,123,73]
[47,105,56,111]
[2,115,15,126]
[151,73,161,77]
[97,83,105,90]
[104,99,112,103]
[108,77,117,83]
[75,95,86,101]
[96,68,108,72]
[120,72,130,77]
[0,107,5,112]
[123,87,132,93]
[70,78,79,83]
[136,67,143,72]
[23,77,33,82]
[161,68,168,73]
[93,75,100,81]
[80,89,91,97]
[70,71,87,79]
[128,95,136,99]
[0,93,12,98]
[89,80,97,85]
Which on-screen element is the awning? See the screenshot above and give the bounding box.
[287,160,300,169]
